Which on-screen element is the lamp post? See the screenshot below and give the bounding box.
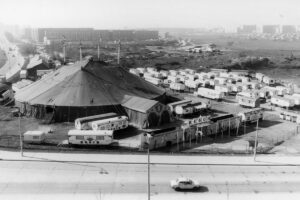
[144,135,152,200]
[147,144,150,200]
[18,109,23,157]
[253,119,259,161]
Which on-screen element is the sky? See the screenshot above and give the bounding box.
[0,0,300,30]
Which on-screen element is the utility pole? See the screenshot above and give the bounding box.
[117,40,121,65]
[62,35,67,64]
[18,110,23,157]
[147,145,150,200]
[253,119,259,161]
[98,36,102,61]
[79,40,82,61]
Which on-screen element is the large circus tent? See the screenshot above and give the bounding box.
[15,59,167,123]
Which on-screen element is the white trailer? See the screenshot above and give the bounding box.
[150,71,163,79]
[271,96,295,108]
[178,69,187,76]
[185,68,195,75]
[185,74,196,81]
[143,72,154,79]
[228,84,242,93]
[160,70,169,77]
[236,76,250,83]
[209,79,216,86]
[238,108,263,123]
[262,76,275,85]
[91,116,128,131]
[167,75,180,83]
[195,72,208,80]
[170,82,185,91]
[220,72,232,78]
[214,77,227,85]
[197,88,224,100]
[236,91,259,99]
[255,73,265,82]
[237,96,260,108]
[75,113,120,130]
[197,79,210,87]
[206,72,216,79]
[284,95,300,106]
[147,67,157,73]
[129,68,140,76]
[293,93,300,98]
[215,84,232,94]
[145,77,163,85]
[249,81,261,89]
[263,86,278,97]
[185,80,200,89]
[235,83,250,91]
[227,78,236,84]
[23,131,46,144]
[169,70,178,76]
[68,130,114,145]
[136,67,147,74]
[176,75,186,82]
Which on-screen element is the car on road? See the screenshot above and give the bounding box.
[170,177,200,191]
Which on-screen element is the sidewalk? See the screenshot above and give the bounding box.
[1,149,300,166]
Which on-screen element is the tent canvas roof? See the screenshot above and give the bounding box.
[122,96,158,113]
[15,59,165,107]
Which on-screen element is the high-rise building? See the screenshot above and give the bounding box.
[35,28,159,43]
[262,25,280,34]
[281,25,296,34]
[237,25,257,34]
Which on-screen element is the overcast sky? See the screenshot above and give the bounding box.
[0,0,299,30]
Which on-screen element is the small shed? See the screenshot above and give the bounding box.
[122,96,171,129]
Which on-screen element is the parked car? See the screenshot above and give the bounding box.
[170,177,200,191]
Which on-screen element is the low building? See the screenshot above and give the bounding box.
[122,96,171,129]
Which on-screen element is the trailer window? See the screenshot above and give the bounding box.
[76,136,84,140]
[33,136,39,140]
[96,136,104,140]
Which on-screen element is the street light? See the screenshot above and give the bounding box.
[253,119,259,161]
[15,107,23,157]
[144,134,152,200]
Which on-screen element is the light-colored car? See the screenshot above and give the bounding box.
[170,177,200,190]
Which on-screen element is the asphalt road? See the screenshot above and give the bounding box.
[1,160,300,200]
